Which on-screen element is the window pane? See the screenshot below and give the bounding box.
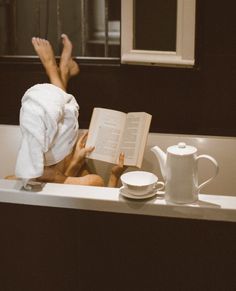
[134,0,177,51]
[86,0,120,57]
[0,0,120,58]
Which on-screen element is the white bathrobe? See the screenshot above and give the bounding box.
[15,83,79,181]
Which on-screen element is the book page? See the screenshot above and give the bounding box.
[119,112,152,167]
[86,108,126,164]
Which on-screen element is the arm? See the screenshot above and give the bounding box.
[107,152,127,187]
[64,131,95,177]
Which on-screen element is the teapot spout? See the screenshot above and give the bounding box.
[151,146,167,180]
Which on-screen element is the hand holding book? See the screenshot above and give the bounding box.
[85,108,152,168]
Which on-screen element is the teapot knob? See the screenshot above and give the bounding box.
[178,142,186,148]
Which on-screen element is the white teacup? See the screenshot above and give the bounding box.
[121,171,164,196]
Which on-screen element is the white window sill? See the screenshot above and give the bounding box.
[121,52,194,67]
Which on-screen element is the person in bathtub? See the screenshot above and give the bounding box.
[6,34,125,188]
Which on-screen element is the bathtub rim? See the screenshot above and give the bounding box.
[0,179,236,223]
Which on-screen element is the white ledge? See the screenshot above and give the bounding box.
[121,52,194,67]
[0,179,236,223]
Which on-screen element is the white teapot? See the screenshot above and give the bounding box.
[151,142,219,204]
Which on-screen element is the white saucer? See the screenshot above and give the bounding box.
[119,187,157,200]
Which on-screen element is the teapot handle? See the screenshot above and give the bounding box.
[196,154,219,192]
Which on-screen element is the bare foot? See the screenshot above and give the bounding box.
[32,37,64,90]
[32,37,58,76]
[60,34,80,86]
[5,175,19,180]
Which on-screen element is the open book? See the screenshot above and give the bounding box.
[85,108,152,167]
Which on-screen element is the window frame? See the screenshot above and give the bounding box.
[121,0,196,67]
[0,0,121,63]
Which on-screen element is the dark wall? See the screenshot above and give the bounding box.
[0,1,236,136]
[0,202,236,291]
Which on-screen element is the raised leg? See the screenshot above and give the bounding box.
[59,34,80,89]
[32,35,80,91]
[32,37,65,90]
[22,36,123,188]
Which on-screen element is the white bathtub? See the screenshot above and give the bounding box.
[0,124,236,222]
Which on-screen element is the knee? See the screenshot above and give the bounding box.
[63,174,105,186]
[88,174,105,187]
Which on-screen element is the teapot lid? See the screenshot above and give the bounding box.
[167,142,197,156]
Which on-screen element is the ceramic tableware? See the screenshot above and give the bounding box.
[151,142,219,204]
[120,171,164,196]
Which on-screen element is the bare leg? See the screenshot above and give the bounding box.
[62,133,127,187]
[36,130,105,186]
[59,34,80,89]
[64,175,104,186]
[16,36,106,187]
[37,164,104,187]
[32,37,65,91]
[5,175,19,180]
